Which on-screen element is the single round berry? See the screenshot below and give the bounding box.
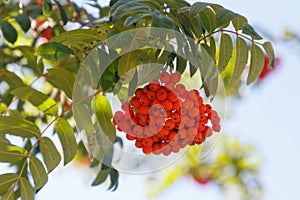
[160,71,171,83]
[171,72,181,83]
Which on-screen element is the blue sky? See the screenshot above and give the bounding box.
[13,0,300,199]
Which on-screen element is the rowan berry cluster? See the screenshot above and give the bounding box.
[112,71,221,156]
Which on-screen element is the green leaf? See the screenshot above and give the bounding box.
[0,69,25,89]
[16,46,44,75]
[11,87,58,116]
[15,14,31,32]
[55,118,77,165]
[137,63,163,86]
[199,7,216,33]
[118,51,139,79]
[20,177,34,200]
[45,68,75,98]
[51,29,102,49]
[204,77,218,99]
[190,2,210,17]
[0,142,27,164]
[242,23,263,40]
[40,137,61,173]
[231,37,249,84]
[232,16,247,31]
[92,94,116,143]
[112,1,150,21]
[262,42,275,67]
[176,56,187,74]
[29,156,48,190]
[54,0,68,25]
[35,42,74,60]
[216,8,239,28]
[0,21,17,44]
[218,33,233,73]
[92,164,110,186]
[1,187,14,200]
[43,0,52,16]
[0,116,40,137]
[247,43,265,85]
[152,10,175,29]
[128,68,138,98]
[124,10,152,27]
[0,173,18,195]
[108,168,119,191]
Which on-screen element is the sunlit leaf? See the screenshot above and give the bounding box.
[118,51,138,79]
[0,116,40,137]
[0,141,27,164]
[0,173,18,195]
[92,164,110,186]
[29,156,48,190]
[45,68,75,98]
[20,177,34,200]
[55,118,77,165]
[40,137,61,173]
[54,0,68,25]
[0,21,17,44]
[11,86,58,116]
[242,23,263,40]
[262,42,275,67]
[231,37,249,84]
[15,14,31,32]
[247,43,264,84]
[43,0,52,16]
[218,33,233,73]
[35,42,74,60]
[92,94,116,143]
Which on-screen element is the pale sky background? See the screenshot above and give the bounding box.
[12,0,300,199]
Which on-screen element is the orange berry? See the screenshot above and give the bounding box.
[130,97,141,108]
[135,139,143,148]
[142,146,153,154]
[171,144,180,153]
[152,98,162,105]
[171,112,181,123]
[140,94,151,106]
[172,101,181,111]
[157,127,169,138]
[181,115,190,124]
[139,115,149,126]
[146,90,156,100]
[152,135,161,143]
[178,129,187,139]
[133,126,143,137]
[183,99,194,110]
[149,125,160,135]
[187,90,198,101]
[205,104,212,113]
[149,80,160,91]
[150,105,162,117]
[187,127,198,139]
[126,133,136,141]
[212,124,221,132]
[193,132,204,144]
[152,143,161,155]
[143,85,150,93]
[186,118,195,127]
[165,82,175,91]
[171,72,181,83]
[188,107,199,118]
[135,88,144,98]
[161,143,171,156]
[121,101,130,111]
[200,114,208,123]
[168,91,178,102]
[162,100,173,111]
[211,116,220,125]
[139,105,150,115]
[203,126,213,137]
[157,87,168,101]
[165,119,175,130]
[155,116,165,127]
[160,71,171,83]
[198,122,205,132]
[168,131,178,141]
[142,137,153,147]
[175,84,186,95]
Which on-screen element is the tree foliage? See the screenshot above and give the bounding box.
[0,0,274,199]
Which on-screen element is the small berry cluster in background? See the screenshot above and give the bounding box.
[112,71,221,156]
[258,55,280,81]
